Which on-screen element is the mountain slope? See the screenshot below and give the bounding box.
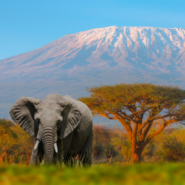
[1,26,185,81]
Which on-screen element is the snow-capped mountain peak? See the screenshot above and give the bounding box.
[1,26,185,80]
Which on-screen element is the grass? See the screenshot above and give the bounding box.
[0,163,185,185]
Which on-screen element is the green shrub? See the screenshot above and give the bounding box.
[104,144,118,158]
[92,142,104,159]
[111,133,132,162]
[157,135,185,162]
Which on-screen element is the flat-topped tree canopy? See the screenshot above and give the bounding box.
[79,83,185,163]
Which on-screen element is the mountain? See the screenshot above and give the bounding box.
[1,26,185,81]
[1,26,185,120]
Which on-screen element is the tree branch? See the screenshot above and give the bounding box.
[99,113,115,120]
[145,118,176,143]
[142,120,153,139]
[117,109,135,122]
[136,108,154,134]
[113,113,133,140]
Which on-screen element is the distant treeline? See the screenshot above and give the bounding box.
[1,118,185,165]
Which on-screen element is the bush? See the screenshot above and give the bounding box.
[143,141,155,159]
[0,118,33,164]
[110,131,132,162]
[104,144,118,158]
[157,135,185,162]
[92,142,104,159]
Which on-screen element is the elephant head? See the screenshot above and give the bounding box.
[9,94,81,164]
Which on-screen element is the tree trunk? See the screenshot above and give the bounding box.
[132,144,143,163]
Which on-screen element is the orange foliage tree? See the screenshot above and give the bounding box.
[0,119,18,163]
[10,123,34,164]
[0,119,33,164]
[79,83,185,163]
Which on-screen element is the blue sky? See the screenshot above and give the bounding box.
[0,0,185,60]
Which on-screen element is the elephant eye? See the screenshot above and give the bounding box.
[35,118,40,124]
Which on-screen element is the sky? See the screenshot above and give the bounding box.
[0,0,185,60]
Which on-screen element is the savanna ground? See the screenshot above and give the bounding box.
[0,163,185,184]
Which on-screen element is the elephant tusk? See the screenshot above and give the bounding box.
[54,143,58,153]
[34,140,40,150]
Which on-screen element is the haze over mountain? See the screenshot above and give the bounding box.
[1,26,185,123]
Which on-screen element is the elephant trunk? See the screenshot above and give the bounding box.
[42,127,54,164]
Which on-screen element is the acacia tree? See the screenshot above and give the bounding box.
[78,83,185,163]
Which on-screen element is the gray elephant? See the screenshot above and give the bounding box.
[9,93,93,166]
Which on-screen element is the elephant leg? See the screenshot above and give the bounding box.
[30,140,39,165]
[30,141,44,165]
[38,142,44,163]
[79,129,93,166]
[64,155,76,167]
[30,148,38,165]
[62,132,74,166]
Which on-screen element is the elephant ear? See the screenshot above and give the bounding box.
[9,97,42,137]
[59,100,81,139]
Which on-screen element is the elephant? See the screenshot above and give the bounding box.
[9,93,93,166]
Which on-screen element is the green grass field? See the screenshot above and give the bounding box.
[0,163,185,185]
